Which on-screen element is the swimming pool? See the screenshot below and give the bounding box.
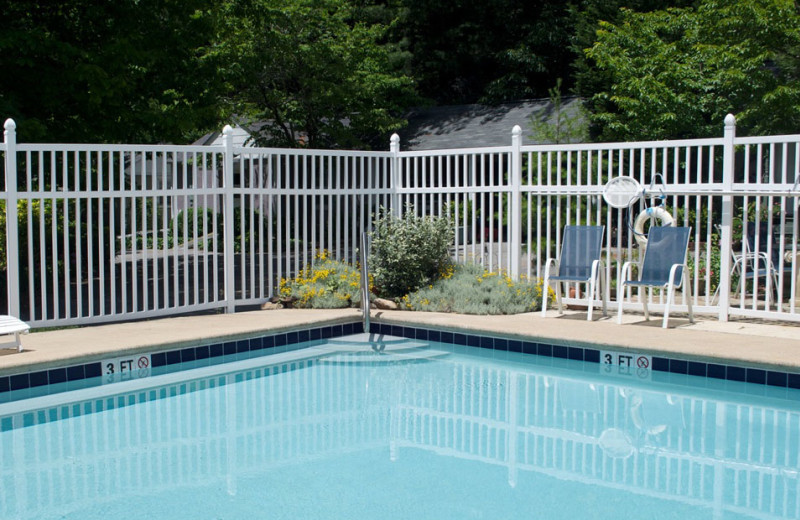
[1,331,799,519]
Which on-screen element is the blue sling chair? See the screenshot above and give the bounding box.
[542,225,607,321]
[617,226,695,329]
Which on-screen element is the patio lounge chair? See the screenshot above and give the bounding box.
[542,225,607,321]
[0,315,30,352]
[735,223,793,304]
[617,226,694,328]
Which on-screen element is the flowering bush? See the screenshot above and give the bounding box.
[686,232,731,296]
[369,205,454,298]
[279,251,371,308]
[402,263,554,314]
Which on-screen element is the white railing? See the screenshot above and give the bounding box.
[2,116,800,327]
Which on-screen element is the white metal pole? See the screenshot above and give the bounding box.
[510,125,522,280]
[718,114,736,322]
[222,125,236,313]
[390,133,401,218]
[4,119,21,318]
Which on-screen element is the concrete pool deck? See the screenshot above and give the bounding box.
[1,307,799,377]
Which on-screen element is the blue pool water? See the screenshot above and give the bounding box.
[1,333,799,519]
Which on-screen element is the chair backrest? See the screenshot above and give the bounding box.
[745,222,787,270]
[639,226,691,286]
[557,225,605,279]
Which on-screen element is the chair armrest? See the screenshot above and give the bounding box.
[543,258,559,280]
[616,260,636,324]
[668,262,685,288]
[616,260,636,302]
[739,251,772,270]
[619,260,636,283]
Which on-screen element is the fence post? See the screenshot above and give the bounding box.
[717,114,736,322]
[222,125,236,313]
[3,119,20,319]
[390,133,401,217]
[510,125,522,279]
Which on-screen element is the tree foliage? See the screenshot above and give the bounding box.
[584,0,800,140]
[394,0,574,105]
[528,79,589,144]
[3,0,799,146]
[211,0,418,149]
[0,0,223,143]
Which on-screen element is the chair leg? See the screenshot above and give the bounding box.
[541,263,552,317]
[617,261,633,324]
[686,273,694,325]
[15,332,22,353]
[542,260,559,317]
[662,284,673,329]
[587,259,604,321]
[600,267,608,317]
[642,288,650,321]
[555,281,564,315]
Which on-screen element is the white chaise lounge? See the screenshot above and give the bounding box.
[0,315,30,352]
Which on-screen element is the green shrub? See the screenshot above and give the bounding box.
[278,251,368,308]
[369,205,454,298]
[402,263,554,315]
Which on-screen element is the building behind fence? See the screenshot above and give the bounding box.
[2,116,799,328]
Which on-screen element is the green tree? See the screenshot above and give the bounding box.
[584,0,800,140]
[211,0,418,149]
[0,0,223,143]
[528,79,589,144]
[394,0,574,105]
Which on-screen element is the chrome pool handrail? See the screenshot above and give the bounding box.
[360,232,371,333]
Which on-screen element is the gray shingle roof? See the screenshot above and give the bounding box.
[400,97,585,151]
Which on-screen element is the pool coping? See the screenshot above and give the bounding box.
[1,308,799,395]
[372,310,800,373]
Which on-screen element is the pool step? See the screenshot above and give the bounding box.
[320,333,449,365]
[327,332,416,345]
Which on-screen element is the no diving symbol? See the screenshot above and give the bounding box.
[636,356,650,369]
[138,356,150,369]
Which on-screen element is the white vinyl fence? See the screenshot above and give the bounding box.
[2,115,799,327]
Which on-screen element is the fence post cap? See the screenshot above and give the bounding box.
[222,124,234,135]
[724,113,736,126]
[4,118,16,131]
[512,124,522,136]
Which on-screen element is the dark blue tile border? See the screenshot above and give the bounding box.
[0,321,362,396]
[584,349,600,363]
[3,319,799,396]
[367,321,800,390]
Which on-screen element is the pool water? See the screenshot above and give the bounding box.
[1,333,799,519]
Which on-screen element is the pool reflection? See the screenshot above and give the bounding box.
[1,342,799,520]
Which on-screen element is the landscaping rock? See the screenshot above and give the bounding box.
[372,298,398,310]
[260,301,283,310]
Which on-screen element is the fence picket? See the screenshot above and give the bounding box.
[2,116,800,326]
